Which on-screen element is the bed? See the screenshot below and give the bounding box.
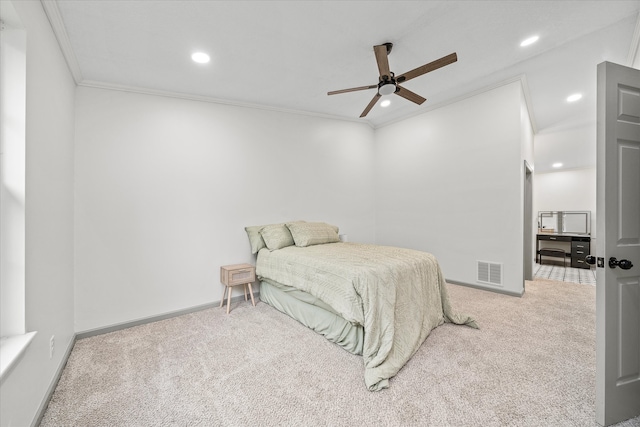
[246,221,477,391]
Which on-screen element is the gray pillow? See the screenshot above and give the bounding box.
[287,222,340,247]
[260,223,295,251]
[246,221,306,253]
[245,225,267,254]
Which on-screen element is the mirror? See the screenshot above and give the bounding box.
[538,211,590,235]
[562,212,590,234]
[539,212,558,232]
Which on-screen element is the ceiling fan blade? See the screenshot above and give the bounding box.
[374,44,391,78]
[395,85,426,105]
[360,93,381,118]
[328,84,377,96]
[396,52,457,83]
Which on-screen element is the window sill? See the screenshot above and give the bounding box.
[0,331,37,383]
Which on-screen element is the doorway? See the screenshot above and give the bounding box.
[523,160,534,282]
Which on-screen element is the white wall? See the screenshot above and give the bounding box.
[0,1,76,426]
[534,167,597,237]
[534,120,596,173]
[374,81,528,295]
[74,87,376,332]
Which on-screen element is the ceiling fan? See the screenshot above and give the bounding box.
[328,43,457,118]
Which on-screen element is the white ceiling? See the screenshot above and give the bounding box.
[48,0,640,172]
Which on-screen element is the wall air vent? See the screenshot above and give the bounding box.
[477,261,503,286]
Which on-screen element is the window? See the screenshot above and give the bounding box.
[0,5,33,381]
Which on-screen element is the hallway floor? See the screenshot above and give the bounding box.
[534,263,596,285]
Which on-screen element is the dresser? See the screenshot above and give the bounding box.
[569,237,591,269]
[536,233,591,269]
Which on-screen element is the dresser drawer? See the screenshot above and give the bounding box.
[571,257,590,269]
[538,234,572,242]
[571,241,591,269]
[571,241,590,254]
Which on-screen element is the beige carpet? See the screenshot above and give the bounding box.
[41,280,639,427]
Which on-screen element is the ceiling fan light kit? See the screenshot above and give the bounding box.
[378,82,396,96]
[328,42,457,118]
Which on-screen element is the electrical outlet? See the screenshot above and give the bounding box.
[49,335,55,359]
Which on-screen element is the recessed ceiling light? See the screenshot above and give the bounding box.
[566,93,582,103]
[520,35,539,47]
[191,52,210,64]
[380,99,391,107]
[552,162,563,168]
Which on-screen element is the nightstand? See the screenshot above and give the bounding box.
[220,263,256,314]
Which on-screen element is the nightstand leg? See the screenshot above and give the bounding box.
[226,285,233,314]
[220,286,227,308]
[248,283,255,307]
[244,284,248,301]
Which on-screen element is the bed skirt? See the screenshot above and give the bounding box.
[259,279,364,355]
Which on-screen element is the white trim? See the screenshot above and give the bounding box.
[78,80,372,127]
[519,74,538,134]
[626,12,640,67]
[0,331,37,383]
[374,75,538,132]
[36,0,543,132]
[534,164,597,175]
[40,0,83,83]
[40,0,369,126]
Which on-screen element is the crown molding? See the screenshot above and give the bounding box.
[40,0,83,84]
[78,80,373,128]
[627,11,640,68]
[375,74,539,134]
[534,164,596,175]
[39,0,372,129]
[518,74,538,134]
[34,0,542,132]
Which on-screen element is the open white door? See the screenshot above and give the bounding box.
[595,61,640,426]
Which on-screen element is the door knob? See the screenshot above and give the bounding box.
[585,255,596,265]
[609,257,634,270]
